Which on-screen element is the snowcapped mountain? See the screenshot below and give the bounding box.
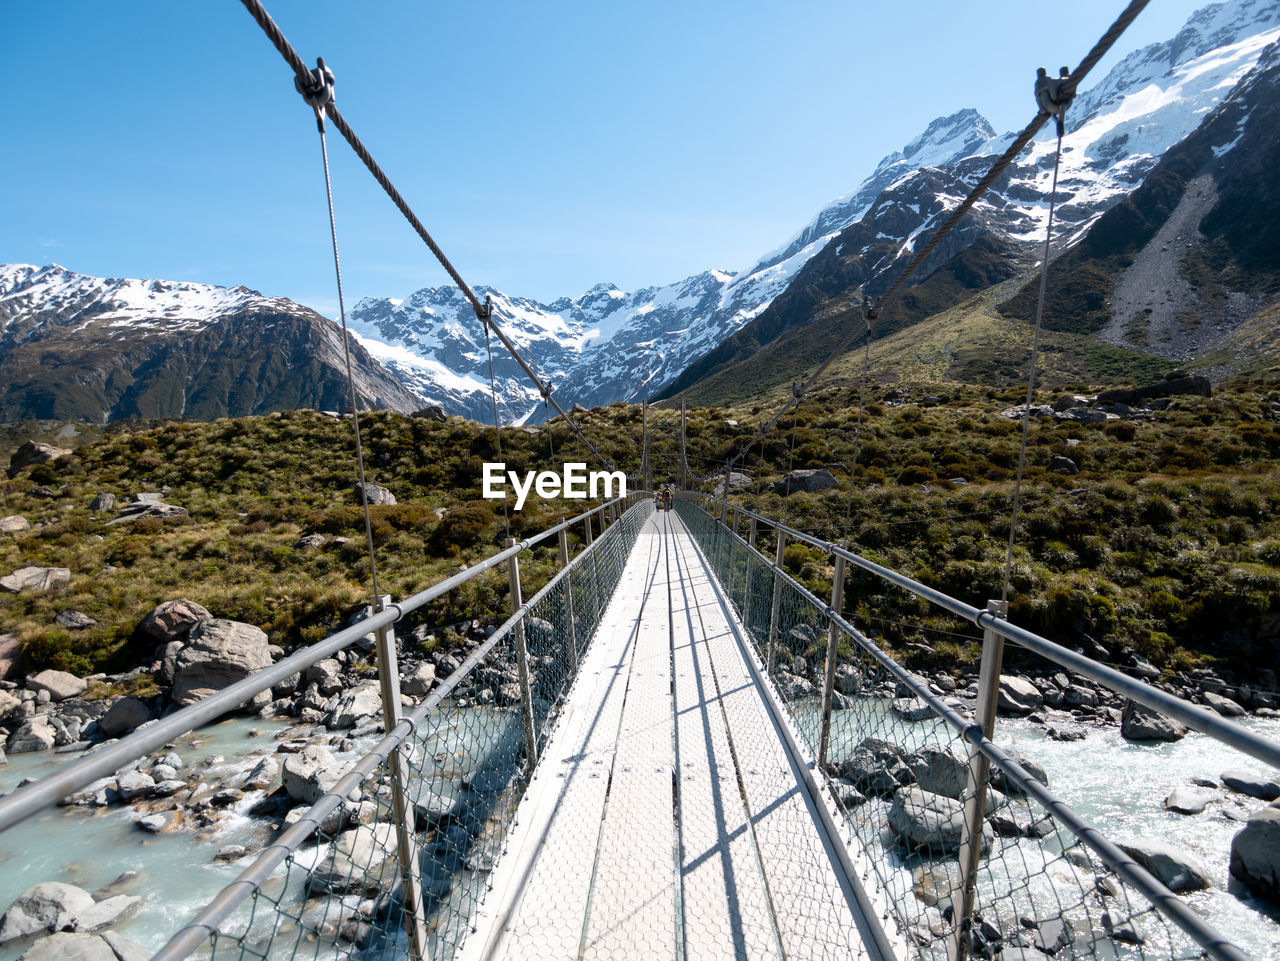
[352,0,1280,420]
[657,0,1280,399]
[0,264,424,423]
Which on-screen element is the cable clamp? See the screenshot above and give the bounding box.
[475,295,494,325]
[295,57,335,113]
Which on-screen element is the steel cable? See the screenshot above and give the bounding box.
[237,0,615,471]
[712,0,1151,482]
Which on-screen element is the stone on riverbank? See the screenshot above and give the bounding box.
[309,823,397,895]
[1221,771,1280,802]
[888,786,991,855]
[171,619,272,705]
[997,676,1042,716]
[0,882,95,943]
[1116,839,1210,892]
[1230,807,1280,901]
[1120,701,1186,742]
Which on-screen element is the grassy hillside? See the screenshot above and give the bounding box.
[3,377,1279,681]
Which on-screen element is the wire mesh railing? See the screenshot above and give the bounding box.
[144,496,654,961]
[676,495,1269,961]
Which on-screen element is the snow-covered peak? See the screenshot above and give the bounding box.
[0,263,302,331]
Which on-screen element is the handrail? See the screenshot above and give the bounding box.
[692,493,1280,772]
[149,498,645,961]
[681,500,1254,961]
[0,496,636,835]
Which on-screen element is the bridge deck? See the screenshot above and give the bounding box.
[462,512,874,961]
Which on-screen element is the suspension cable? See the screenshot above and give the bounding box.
[709,0,1151,483]
[1002,126,1066,604]
[484,324,512,540]
[303,67,382,603]
[238,0,614,472]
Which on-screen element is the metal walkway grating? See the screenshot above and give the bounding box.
[461,511,877,961]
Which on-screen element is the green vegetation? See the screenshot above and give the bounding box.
[3,372,1279,678]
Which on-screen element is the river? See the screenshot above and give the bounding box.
[1,709,1278,960]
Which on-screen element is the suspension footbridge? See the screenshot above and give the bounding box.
[1,0,1277,959]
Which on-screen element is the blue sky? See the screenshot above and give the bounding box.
[2,0,1207,315]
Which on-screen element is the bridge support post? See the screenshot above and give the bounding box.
[766,530,787,674]
[818,547,847,770]
[506,540,540,770]
[949,599,1008,961]
[558,521,579,667]
[372,595,430,961]
[748,516,758,550]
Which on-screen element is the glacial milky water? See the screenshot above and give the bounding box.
[1,706,1277,960]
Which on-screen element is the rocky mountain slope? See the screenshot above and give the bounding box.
[0,265,424,423]
[1000,34,1280,362]
[655,0,1280,402]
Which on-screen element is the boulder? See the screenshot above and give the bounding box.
[0,515,31,533]
[1203,691,1246,717]
[997,675,1042,716]
[1097,373,1211,407]
[771,468,838,495]
[326,681,383,729]
[837,738,914,797]
[1221,771,1280,802]
[887,786,991,855]
[1,567,70,594]
[1230,806,1280,900]
[1120,700,1186,742]
[18,931,149,961]
[7,719,57,754]
[88,493,116,512]
[170,619,272,705]
[293,534,325,550]
[0,882,95,943]
[154,641,183,686]
[98,698,152,738]
[139,599,211,643]
[0,632,21,680]
[908,746,969,800]
[1117,839,1210,892]
[353,483,395,507]
[1163,787,1213,815]
[891,697,935,722]
[27,670,86,702]
[7,442,71,478]
[719,472,752,493]
[309,823,398,895]
[243,755,279,791]
[53,611,96,631]
[411,405,447,422]
[1050,455,1079,475]
[401,663,436,697]
[72,896,141,933]
[989,750,1049,796]
[114,771,155,802]
[104,500,188,525]
[282,745,353,804]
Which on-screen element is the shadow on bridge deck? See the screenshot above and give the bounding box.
[461,512,888,961]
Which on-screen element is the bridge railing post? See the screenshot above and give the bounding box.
[818,546,847,770]
[766,530,787,674]
[506,540,540,770]
[558,520,579,668]
[949,599,1008,961]
[372,595,430,961]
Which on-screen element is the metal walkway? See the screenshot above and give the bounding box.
[462,511,880,961]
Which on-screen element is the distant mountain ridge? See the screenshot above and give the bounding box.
[0,264,423,423]
[3,1,1277,426]
[656,0,1280,401]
